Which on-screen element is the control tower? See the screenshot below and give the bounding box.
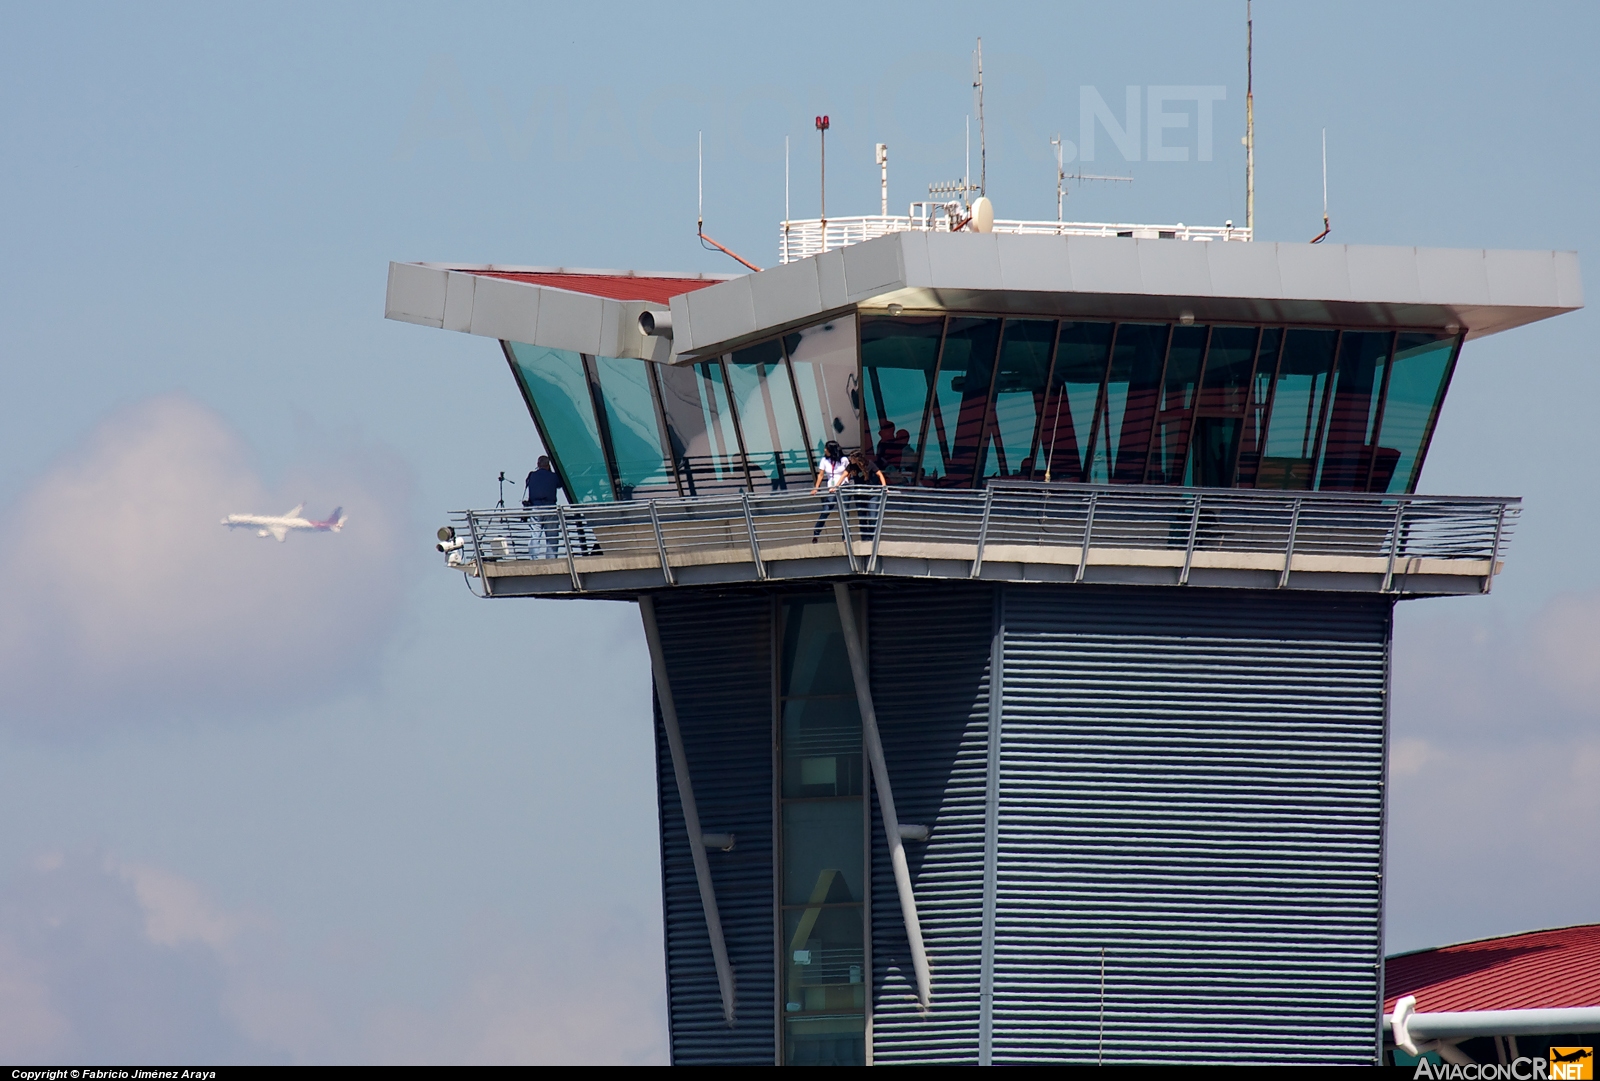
[385,209,1580,1065]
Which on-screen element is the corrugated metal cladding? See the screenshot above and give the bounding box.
[865,583,995,1064]
[650,593,774,1064]
[647,583,1390,1065]
[996,586,1391,1065]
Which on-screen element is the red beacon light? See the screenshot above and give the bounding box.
[815,115,829,131]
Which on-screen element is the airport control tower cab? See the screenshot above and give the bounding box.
[387,189,1580,1063]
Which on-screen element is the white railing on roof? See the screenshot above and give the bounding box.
[778,214,1251,264]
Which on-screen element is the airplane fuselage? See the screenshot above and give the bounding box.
[222,504,346,542]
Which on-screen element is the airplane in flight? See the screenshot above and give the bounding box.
[221,504,346,542]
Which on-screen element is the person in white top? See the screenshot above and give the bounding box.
[811,440,849,493]
[811,440,850,541]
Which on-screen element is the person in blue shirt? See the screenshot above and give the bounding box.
[524,457,560,506]
[523,456,561,558]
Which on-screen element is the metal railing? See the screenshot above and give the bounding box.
[778,216,1252,263]
[447,484,1517,595]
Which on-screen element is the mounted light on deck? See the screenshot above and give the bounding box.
[639,309,673,337]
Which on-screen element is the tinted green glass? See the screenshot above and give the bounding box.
[727,340,811,492]
[655,360,747,494]
[1145,324,1207,484]
[785,1014,866,1067]
[1088,323,1167,484]
[592,356,673,498]
[1373,333,1455,492]
[782,802,865,906]
[1235,328,1283,487]
[786,315,862,458]
[919,317,1001,487]
[982,319,1056,480]
[1257,328,1337,490]
[860,316,942,483]
[1315,331,1392,491]
[1040,321,1114,482]
[1185,326,1260,487]
[781,597,854,696]
[778,594,866,1066]
[783,697,864,799]
[507,343,614,503]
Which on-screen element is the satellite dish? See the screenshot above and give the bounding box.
[970,196,995,233]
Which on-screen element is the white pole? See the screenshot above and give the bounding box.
[785,135,790,222]
[1245,0,1254,233]
[832,583,932,1007]
[639,596,736,1024]
[877,143,888,217]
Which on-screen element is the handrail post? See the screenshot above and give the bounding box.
[1278,497,1303,589]
[833,583,931,1007]
[868,488,889,573]
[639,596,737,1024]
[740,492,767,580]
[1382,500,1406,593]
[557,504,582,591]
[971,486,996,579]
[1484,501,1508,594]
[1178,493,1203,585]
[465,511,490,596]
[836,489,860,573]
[1074,491,1099,583]
[649,500,675,586]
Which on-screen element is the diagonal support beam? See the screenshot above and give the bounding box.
[832,582,932,1007]
[638,595,736,1024]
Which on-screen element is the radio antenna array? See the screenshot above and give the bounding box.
[1051,135,1131,222]
[973,39,987,197]
[1245,0,1255,233]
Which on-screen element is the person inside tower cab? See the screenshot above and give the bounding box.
[811,441,849,494]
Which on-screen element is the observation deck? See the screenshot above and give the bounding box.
[442,484,1516,600]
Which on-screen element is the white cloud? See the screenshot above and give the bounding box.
[0,851,668,1065]
[1386,593,1600,953]
[0,395,413,732]
[357,911,667,1066]
[117,861,258,953]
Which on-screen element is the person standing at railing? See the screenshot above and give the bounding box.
[848,452,889,541]
[523,456,561,559]
[811,440,850,540]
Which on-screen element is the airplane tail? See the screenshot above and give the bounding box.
[318,507,346,532]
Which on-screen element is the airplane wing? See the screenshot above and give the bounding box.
[284,503,305,518]
[269,524,289,542]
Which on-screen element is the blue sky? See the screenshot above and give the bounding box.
[0,0,1596,1063]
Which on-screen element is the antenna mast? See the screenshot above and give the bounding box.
[1053,135,1064,222]
[974,38,986,196]
[816,115,830,222]
[696,130,763,273]
[1310,127,1331,243]
[876,143,888,217]
[1245,0,1255,234]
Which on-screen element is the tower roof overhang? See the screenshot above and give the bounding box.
[384,233,1581,363]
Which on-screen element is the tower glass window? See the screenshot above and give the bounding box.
[726,340,812,492]
[778,596,867,1067]
[506,315,1461,503]
[592,355,674,499]
[507,343,614,503]
[785,315,862,459]
[860,316,942,485]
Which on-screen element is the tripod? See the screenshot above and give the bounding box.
[496,471,510,509]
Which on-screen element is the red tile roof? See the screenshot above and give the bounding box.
[467,271,723,305]
[1385,924,1600,1012]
